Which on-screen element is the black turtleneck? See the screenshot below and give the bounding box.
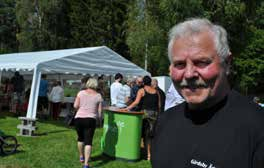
[184,96,227,125]
[151,90,264,168]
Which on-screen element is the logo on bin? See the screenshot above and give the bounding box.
[117,121,125,133]
[103,121,125,134]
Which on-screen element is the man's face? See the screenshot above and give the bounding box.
[136,78,143,87]
[169,31,228,108]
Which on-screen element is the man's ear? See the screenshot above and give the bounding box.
[225,52,232,75]
[227,51,232,65]
[169,64,173,77]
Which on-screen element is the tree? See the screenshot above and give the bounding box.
[233,1,264,94]
[16,0,71,51]
[127,0,205,75]
[68,0,130,58]
[0,0,17,53]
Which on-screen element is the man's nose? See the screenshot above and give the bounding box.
[184,64,198,79]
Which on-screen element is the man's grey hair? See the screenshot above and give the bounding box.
[126,77,134,84]
[168,18,230,63]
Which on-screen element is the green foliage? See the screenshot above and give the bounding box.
[0,0,17,53]
[68,0,130,58]
[64,87,79,97]
[127,0,167,75]
[234,27,264,93]
[16,0,71,51]
[159,0,205,30]
[254,1,264,28]
[127,0,206,75]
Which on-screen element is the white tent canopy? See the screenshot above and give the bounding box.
[0,46,149,119]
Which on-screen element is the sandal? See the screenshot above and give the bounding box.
[80,156,84,163]
[83,165,90,168]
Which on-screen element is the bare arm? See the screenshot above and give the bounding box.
[73,96,80,109]
[125,89,144,111]
[98,102,102,119]
[157,91,161,113]
[124,96,130,104]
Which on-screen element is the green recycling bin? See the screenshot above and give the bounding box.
[101,107,144,161]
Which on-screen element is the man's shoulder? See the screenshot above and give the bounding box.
[228,90,264,126]
[154,103,185,142]
[229,90,264,113]
[131,85,139,90]
[58,86,64,92]
[123,85,131,91]
[40,79,48,85]
[111,82,121,88]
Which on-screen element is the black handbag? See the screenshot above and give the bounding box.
[65,112,76,126]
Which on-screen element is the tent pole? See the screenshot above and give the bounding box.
[0,70,2,85]
[26,67,41,119]
[17,67,41,136]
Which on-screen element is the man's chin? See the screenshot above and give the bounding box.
[181,88,209,101]
[186,100,204,105]
[183,96,207,106]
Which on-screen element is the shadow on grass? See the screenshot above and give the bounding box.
[34,129,71,136]
[91,150,148,167]
[0,149,25,157]
[0,114,6,119]
[37,116,84,131]
[0,112,73,130]
[91,153,115,167]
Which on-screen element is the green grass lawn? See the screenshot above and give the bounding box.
[0,113,151,168]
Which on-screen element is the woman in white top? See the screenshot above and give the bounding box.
[49,81,64,120]
[74,78,103,168]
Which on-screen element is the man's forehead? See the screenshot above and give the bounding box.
[172,53,215,61]
[173,31,215,47]
[137,77,143,81]
[171,32,216,60]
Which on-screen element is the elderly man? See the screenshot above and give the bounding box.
[129,76,143,110]
[151,18,264,168]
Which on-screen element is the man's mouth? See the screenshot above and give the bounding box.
[181,85,207,90]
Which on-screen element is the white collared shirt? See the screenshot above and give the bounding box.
[164,84,185,111]
[110,81,123,106]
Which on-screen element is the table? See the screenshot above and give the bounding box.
[59,97,75,117]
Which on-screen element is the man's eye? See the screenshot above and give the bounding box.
[173,62,186,69]
[194,60,211,68]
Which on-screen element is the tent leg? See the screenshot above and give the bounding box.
[17,67,41,136]
[0,70,2,85]
[17,117,37,137]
